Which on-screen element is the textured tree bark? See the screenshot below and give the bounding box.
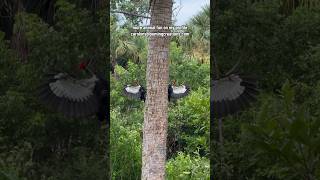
[141,0,172,179]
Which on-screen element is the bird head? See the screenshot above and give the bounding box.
[79,59,96,75]
[172,80,176,86]
[79,61,89,70]
[133,79,139,86]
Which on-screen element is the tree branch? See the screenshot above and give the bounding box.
[110,10,150,19]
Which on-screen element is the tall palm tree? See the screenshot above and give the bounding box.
[110,15,138,71]
[141,0,172,179]
[179,5,210,63]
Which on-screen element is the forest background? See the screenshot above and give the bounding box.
[0,0,320,179]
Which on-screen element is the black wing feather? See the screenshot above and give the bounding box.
[170,85,190,100]
[211,74,258,119]
[37,73,100,118]
[123,85,143,100]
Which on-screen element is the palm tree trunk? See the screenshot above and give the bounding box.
[141,0,172,179]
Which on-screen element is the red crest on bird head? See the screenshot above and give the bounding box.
[79,61,88,70]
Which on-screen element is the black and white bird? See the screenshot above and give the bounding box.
[168,81,190,101]
[123,84,146,102]
[124,81,190,102]
[37,59,109,124]
[211,60,258,119]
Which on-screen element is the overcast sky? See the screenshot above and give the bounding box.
[121,0,210,26]
[174,0,210,25]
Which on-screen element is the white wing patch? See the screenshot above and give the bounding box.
[172,85,187,94]
[49,75,98,101]
[125,85,141,94]
[211,74,245,102]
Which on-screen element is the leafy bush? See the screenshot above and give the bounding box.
[0,0,108,179]
[166,152,210,180]
[243,82,320,179]
[110,109,142,179]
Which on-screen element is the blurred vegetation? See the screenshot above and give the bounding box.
[212,0,320,179]
[0,0,108,179]
[2,0,320,179]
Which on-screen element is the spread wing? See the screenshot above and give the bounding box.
[170,85,190,99]
[37,73,100,118]
[123,85,144,100]
[211,74,258,119]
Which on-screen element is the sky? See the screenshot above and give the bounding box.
[174,0,210,25]
[138,0,209,26]
[117,0,210,26]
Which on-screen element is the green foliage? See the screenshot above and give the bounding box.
[170,41,184,63]
[0,32,18,93]
[214,0,320,89]
[178,5,210,63]
[212,1,320,179]
[111,57,210,179]
[170,59,210,89]
[110,109,142,179]
[166,152,210,180]
[168,87,210,157]
[109,3,210,179]
[111,0,149,26]
[110,16,210,178]
[243,82,320,179]
[0,0,108,179]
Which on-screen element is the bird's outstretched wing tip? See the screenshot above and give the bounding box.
[37,72,101,118]
[123,85,143,100]
[170,85,190,100]
[186,85,191,92]
[211,74,259,118]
